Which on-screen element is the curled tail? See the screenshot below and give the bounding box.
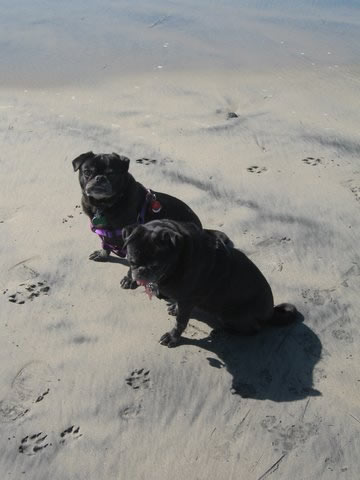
[270,303,298,326]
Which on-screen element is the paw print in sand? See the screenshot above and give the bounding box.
[5,281,50,304]
[19,432,49,455]
[60,425,82,444]
[62,205,83,224]
[247,166,267,174]
[302,157,322,166]
[126,369,151,390]
[119,403,143,420]
[350,185,360,202]
[135,158,157,166]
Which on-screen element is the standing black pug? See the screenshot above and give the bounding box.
[123,219,298,347]
[72,151,229,289]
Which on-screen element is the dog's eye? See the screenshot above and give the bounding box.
[83,169,91,177]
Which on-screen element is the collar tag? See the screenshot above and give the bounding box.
[92,211,108,226]
[151,200,162,213]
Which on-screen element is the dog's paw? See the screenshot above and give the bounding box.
[167,303,178,316]
[120,276,138,290]
[159,331,180,347]
[89,249,110,261]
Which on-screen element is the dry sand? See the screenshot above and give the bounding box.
[1,1,360,479]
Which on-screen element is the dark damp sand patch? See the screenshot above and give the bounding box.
[1,0,359,87]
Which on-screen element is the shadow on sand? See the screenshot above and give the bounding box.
[178,311,322,402]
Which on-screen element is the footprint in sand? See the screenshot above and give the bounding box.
[226,112,238,119]
[18,426,82,455]
[4,281,50,304]
[247,166,267,174]
[135,158,157,166]
[255,236,291,248]
[271,261,284,272]
[59,425,82,444]
[19,432,49,455]
[0,361,53,423]
[261,416,320,453]
[331,329,353,344]
[302,157,322,166]
[261,415,278,431]
[119,403,143,420]
[349,184,360,202]
[62,214,74,224]
[35,388,50,403]
[122,369,151,420]
[62,204,83,225]
[126,369,151,390]
[301,288,336,307]
[341,262,360,288]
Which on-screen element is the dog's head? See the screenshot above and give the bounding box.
[72,151,130,200]
[123,221,183,286]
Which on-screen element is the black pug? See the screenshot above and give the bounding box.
[123,219,298,347]
[72,151,231,289]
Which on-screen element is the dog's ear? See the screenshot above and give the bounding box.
[109,152,130,173]
[72,151,95,172]
[122,224,139,247]
[161,230,182,247]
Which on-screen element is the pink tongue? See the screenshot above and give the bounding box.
[136,280,153,300]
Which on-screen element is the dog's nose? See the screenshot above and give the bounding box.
[94,175,106,184]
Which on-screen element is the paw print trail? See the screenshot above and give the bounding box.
[120,369,152,420]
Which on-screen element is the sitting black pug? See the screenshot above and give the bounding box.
[72,151,231,289]
[123,219,298,347]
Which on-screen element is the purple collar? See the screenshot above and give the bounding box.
[90,189,160,258]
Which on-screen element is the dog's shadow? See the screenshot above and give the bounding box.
[179,311,322,401]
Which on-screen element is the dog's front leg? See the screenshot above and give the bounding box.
[120,268,138,289]
[160,301,193,347]
[89,248,111,261]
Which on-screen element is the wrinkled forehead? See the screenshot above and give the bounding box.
[82,155,117,172]
[147,224,166,236]
[127,231,160,257]
[128,231,152,250]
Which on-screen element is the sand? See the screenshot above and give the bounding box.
[1,1,360,479]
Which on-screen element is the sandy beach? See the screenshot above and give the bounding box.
[1,1,360,478]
